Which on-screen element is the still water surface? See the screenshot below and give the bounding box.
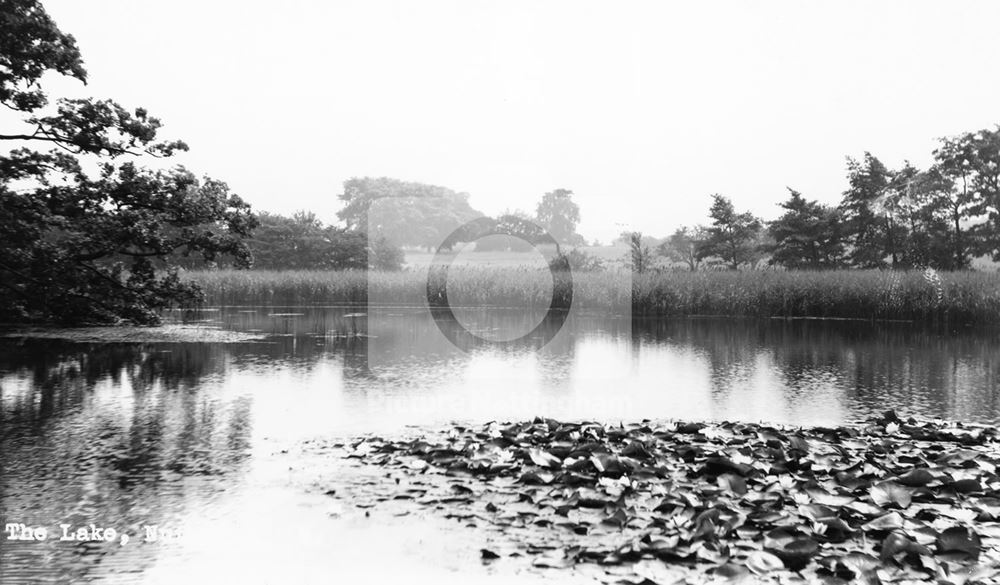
[1,307,998,583]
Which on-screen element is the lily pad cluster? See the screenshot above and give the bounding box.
[335,412,1000,584]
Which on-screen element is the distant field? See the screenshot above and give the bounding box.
[185,267,1000,324]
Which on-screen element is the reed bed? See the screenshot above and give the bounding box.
[633,269,1000,323]
[184,268,1000,323]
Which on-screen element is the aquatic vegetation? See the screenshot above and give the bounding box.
[331,412,1000,583]
[630,270,1000,323]
[184,269,1000,324]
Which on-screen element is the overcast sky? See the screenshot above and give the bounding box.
[39,0,1000,243]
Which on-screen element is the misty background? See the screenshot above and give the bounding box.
[32,0,1000,243]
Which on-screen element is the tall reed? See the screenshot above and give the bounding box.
[184,269,1000,324]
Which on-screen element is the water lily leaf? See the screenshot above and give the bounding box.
[880,530,930,561]
[825,552,881,583]
[406,458,429,471]
[602,508,629,528]
[676,422,707,434]
[895,468,934,487]
[768,538,819,571]
[807,490,855,507]
[518,470,554,484]
[869,481,912,509]
[714,563,753,584]
[815,517,855,542]
[788,434,810,453]
[937,506,978,523]
[644,535,681,557]
[847,500,885,517]
[717,473,748,496]
[950,478,982,493]
[528,448,561,469]
[799,503,836,522]
[763,528,796,550]
[861,511,904,532]
[621,441,653,460]
[935,526,981,560]
[480,548,501,560]
[705,456,753,477]
[342,416,1000,580]
[934,448,980,466]
[746,550,784,575]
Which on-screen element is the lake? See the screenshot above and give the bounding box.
[1,307,998,583]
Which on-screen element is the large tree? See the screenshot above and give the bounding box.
[932,136,981,267]
[767,188,845,269]
[696,195,762,270]
[337,177,482,250]
[535,188,584,246]
[658,225,706,271]
[933,127,1000,261]
[839,153,890,267]
[1,0,256,324]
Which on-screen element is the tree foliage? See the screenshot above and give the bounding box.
[625,231,655,274]
[767,189,844,269]
[696,195,763,270]
[831,130,1000,270]
[338,177,483,250]
[470,211,546,253]
[933,127,1000,262]
[658,226,706,271]
[246,211,404,271]
[535,188,584,246]
[1,0,255,324]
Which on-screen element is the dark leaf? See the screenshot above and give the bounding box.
[935,526,981,560]
[895,468,934,487]
[480,548,500,560]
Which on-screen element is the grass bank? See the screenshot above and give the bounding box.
[184,269,1000,324]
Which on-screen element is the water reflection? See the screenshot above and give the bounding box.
[1,310,999,582]
[0,343,254,583]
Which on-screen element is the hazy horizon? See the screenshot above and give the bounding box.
[30,0,1000,242]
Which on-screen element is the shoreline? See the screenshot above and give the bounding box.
[0,324,269,344]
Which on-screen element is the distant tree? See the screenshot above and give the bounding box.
[337,177,482,250]
[767,189,845,269]
[247,211,400,270]
[474,210,546,252]
[368,235,405,271]
[933,127,1000,261]
[625,231,655,274]
[839,153,977,270]
[616,231,662,248]
[535,188,584,246]
[248,212,361,269]
[932,137,982,267]
[838,153,905,268]
[658,226,706,271]
[887,165,966,269]
[696,195,763,270]
[0,0,256,324]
